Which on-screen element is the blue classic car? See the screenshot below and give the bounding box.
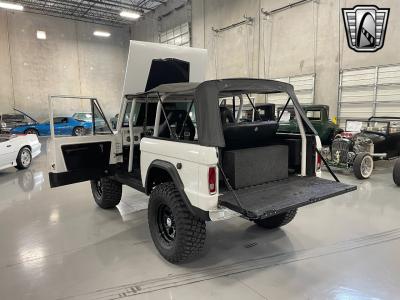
[11,111,93,136]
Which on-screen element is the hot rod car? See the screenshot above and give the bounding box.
[325,117,400,179]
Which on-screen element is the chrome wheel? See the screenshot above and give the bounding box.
[20,148,31,168]
[360,155,373,178]
[73,127,85,136]
[25,129,38,135]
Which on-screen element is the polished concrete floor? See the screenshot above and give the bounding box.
[0,139,399,300]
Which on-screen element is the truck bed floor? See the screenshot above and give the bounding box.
[219,176,356,219]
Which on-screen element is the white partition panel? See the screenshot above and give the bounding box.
[338,64,400,126]
[266,74,315,106]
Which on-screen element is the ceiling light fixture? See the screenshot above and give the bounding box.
[93,31,111,37]
[0,1,23,11]
[120,10,141,20]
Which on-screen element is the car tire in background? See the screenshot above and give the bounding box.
[90,177,122,209]
[24,128,39,135]
[15,147,32,170]
[393,159,400,187]
[72,126,85,136]
[353,153,374,180]
[254,209,297,229]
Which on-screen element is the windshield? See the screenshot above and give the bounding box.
[72,113,92,122]
[277,108,296,122]
[123,101,158,128]
[345,120,391,134]
[38,117,68,124]
[73,113,92,122]
[348,120,400,134]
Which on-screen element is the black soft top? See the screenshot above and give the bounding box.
[132,78,293,98]
[127,78,316,147]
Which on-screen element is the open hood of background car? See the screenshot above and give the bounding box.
[13,108,38,124]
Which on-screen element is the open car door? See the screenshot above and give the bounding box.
[48,96,119,188]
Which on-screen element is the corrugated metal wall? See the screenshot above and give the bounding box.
[338,64,400,126]
[266,74,315,106]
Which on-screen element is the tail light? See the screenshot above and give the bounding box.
[208,167,216,195]
[316,153,322,171]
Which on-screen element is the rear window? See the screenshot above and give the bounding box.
[306,110,321,121]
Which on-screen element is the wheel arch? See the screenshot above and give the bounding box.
[24,128,39,135]
[145,160,210,221]
[21,145,32,152]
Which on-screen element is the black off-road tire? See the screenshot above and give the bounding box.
[394,159,400,187]
[24,128,39,136]
[353,153,374,180]
[254,209,297,229]
[148,182,206,264]
[90,177,122,209]
[15,147,32,170]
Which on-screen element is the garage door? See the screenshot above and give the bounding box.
[266,74,315,106]
[338,64,400,126]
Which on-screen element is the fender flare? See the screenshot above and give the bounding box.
[145,160,210,221]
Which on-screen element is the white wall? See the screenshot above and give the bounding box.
[0,11,130,120]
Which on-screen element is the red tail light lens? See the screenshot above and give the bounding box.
[208,167,216,194]
[316,153,322,171]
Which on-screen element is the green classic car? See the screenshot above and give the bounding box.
[277,105,342,146]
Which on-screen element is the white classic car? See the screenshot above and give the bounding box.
[0,134,41,171]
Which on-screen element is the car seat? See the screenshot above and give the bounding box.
[220,107,235,126]
[158,110,195,141]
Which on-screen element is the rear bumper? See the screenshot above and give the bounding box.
[219,176,356,220]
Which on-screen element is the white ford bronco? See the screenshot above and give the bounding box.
[47,42,356,263]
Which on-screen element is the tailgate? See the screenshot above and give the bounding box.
[219,176,356,219]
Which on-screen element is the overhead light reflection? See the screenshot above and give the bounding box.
[120,10,141,20]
